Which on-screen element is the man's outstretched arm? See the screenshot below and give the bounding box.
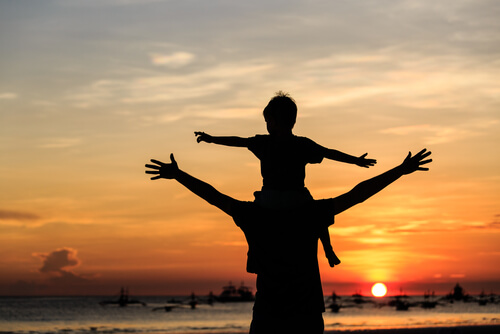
[332,149,432,216]
[145,154,237,216]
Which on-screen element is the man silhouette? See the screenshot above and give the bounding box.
[145,149,432,333]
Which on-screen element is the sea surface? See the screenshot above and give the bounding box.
[1,295,499,334]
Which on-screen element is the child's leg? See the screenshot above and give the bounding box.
[319,228,341,267]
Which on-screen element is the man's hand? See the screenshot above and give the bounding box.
[400,149,432,175]
[194,131,213,143]
[145,154,179,180]
[356,153,377,168]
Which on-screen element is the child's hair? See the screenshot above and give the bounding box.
[263,91,297,129]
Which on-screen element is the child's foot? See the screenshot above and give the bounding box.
[326,251,341,267]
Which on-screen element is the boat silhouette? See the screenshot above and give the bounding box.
[152,293,211,312]
[389,288,410,311]
[216,281,254,302]
[99,287,146,307]
[442,283,471,303]
[326,291,342,313]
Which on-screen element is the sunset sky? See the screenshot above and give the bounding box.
[1,0,499,297]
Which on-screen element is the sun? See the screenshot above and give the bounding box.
[371,283,387,297]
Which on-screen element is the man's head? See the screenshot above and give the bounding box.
[263,91,297,135]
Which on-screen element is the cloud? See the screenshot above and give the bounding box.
[450,274,466,278]
[333,218,500,240]
[33,248,87,282]
[38,137,82,149]
[0,92,18,100]
[337,215,500,239]
[36,247,81,273]
[66,61,274,107]
[4,248,96,295]
[304,53,391,69]
[0,209,40,221]
[333,225,377,237]
[296,41,500,114]
[464,220,500,230]
[59,0,163,7]
[380,120,498,145]
[383,216,500,234]
[381,124,472,145]
[150,52,195,68]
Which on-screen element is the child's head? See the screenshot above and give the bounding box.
[263,91,297,134]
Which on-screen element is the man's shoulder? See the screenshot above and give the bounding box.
[230,200,257,217]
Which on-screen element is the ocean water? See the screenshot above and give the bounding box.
[1,295,499,334]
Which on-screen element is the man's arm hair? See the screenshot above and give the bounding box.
[331,149,432,216]
[146,154,238,216]
[195,132,250,148]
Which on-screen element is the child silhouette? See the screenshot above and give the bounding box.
[195,91,376,267]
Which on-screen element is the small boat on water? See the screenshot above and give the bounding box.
[216,282,254,302]
[327,292,342,313]
[478,290,488,306]
[153,293,200,312]
[443,283,471,302]
[390,289,410,311]
[99,287,146,307]
[350,291,369,304]
[420,290,438,309]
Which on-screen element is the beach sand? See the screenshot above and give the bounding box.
[324,324,500,333]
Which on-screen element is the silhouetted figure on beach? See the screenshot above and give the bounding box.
[145,149,431,333]
[195,91,376,267]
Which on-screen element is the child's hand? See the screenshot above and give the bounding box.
[356,153,377,168]
[194,131,213,143]
[145,154,179,180]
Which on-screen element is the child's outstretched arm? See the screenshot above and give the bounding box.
[195,131,250,148]
[323,148,377,168]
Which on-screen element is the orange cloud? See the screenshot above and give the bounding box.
[0,209,40,221]
[150,52,195,68]
[34,247,82,277]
